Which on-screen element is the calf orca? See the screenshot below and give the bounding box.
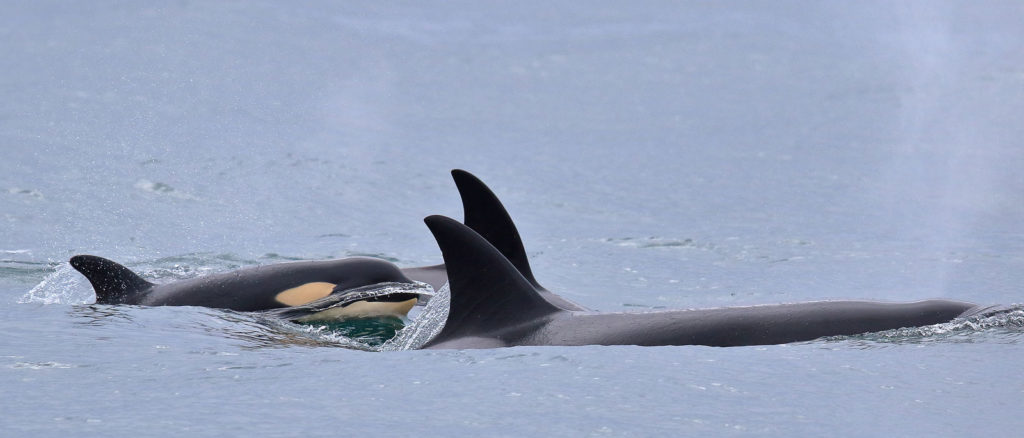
[70,170,584,317]
[417,215,983,349]
[70,255,421,319]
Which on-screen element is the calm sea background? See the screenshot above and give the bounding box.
[2,2,1023,436]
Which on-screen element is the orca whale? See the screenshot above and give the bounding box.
[70,170,584,317]
[417,215,984,349]
[70,255,422,320]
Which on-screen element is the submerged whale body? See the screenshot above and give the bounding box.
[417,215,982,349]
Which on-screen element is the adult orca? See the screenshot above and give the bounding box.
[417,215,985,349]
[70,170,584,316]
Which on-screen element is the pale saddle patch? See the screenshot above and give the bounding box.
[275,282,336,306]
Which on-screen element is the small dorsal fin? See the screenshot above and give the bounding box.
[422,215,559,347]
[70,255,154,304]
[451,169,542,290]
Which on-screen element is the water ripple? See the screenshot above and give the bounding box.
[823,304,1024,348]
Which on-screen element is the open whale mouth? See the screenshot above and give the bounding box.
[263,282,433,323]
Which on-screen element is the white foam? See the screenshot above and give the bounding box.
[380,282,450,351]
[19,263,93,305]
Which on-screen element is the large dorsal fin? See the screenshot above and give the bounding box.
[70,255,154,304]
[422,215,559,347]
[451,169,587,312]
[451,169,543,290]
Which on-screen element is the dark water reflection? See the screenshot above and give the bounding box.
[66,303,393,351]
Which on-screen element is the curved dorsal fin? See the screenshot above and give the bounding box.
[451,169,542,290]
[70,255,154,304]
[422,215,559,347]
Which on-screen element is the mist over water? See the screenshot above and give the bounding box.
[880,4,995,294]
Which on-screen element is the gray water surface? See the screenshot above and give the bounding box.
[2,1,1023,436]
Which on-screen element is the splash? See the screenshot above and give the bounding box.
[19,263,93,305]
[379,282,450,351]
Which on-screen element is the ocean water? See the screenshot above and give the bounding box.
[2,1,1024,436]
